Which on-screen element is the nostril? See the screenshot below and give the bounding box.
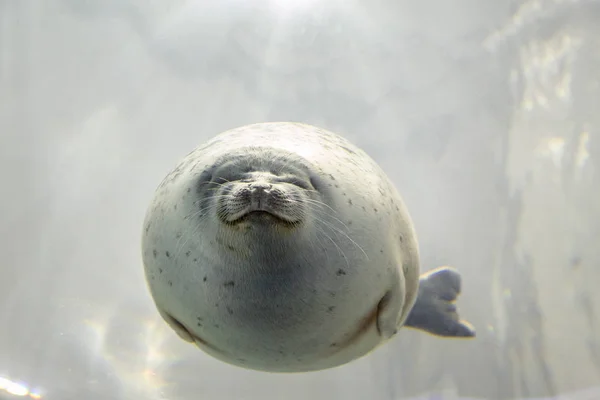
[248,182,272,192]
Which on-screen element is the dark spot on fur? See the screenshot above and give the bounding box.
[159,268,163,273]
[226,306,234,315]
[342,192,346,196]
[327,306,336,313]
[329,174,336,181]
[187,187,191,193]
[193,258,198,262]
[380,249,384,253]
[330,342,338,347]
[203,276,207,282]
[227,245,236,251]
[340,145,357,155]
[175,232,182,239]
[329,291,336,297]
[185,251,191,257]
[237,358,247,363]
[174,204,177,210]
[336,269,346,276]
[224,281,235,288]
[214,324,220,328]
[153,249,157,258]
[373,208,378,212]
[335,184,339,188]
[348,199,353,205]
[347,220,353,225]
[165,251,171,258]
[362,206,366,211]
[168,281,173,286]
[398,234,404,242]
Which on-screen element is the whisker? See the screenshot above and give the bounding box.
[174,194,233,258]
[313,220,349,270]
[304,202,369,261]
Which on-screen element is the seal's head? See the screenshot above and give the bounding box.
[192,148,326,250]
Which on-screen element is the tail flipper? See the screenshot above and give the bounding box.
[404,266,476,338]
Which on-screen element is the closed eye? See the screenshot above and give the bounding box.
[275,175,314,190]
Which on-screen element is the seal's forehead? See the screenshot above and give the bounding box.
[208,147,313,172]
[163,122,377,189]
[199,127,321,160]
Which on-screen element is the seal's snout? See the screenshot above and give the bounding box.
[247,181,275,210]
[247,182,270,207]
[248,182,273,192]
[216,178,306,226]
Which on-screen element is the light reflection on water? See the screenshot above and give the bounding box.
[1,372,598,400]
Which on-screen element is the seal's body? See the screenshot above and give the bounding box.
[142,122,475,373]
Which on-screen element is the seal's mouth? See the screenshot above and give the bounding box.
[227,210,300,227]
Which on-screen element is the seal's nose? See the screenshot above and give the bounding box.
[248,182,272,193]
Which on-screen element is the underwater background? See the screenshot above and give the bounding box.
[1,0,599,399]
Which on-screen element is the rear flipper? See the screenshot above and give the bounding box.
[404,266,476,338]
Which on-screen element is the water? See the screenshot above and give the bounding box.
[1,0,599,399]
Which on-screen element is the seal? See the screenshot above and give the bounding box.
[141,122,475,373]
